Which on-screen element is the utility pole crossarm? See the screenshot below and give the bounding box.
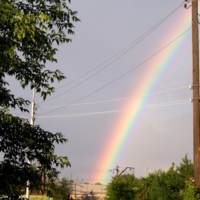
[118,167,135,176]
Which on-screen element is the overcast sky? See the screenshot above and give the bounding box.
[10,0,195,184]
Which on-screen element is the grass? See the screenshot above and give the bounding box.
[28,195,53,200]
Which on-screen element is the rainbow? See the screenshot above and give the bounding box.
[93,5,192,184]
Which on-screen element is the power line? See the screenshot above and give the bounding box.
[59,165,182,172]
[145,99,189,108]
[38,2,183,104]
[38,28,191,116]
[10,85,189,115]
[18,99,189,119]
[39,85,188,109]
[33,99,190,119]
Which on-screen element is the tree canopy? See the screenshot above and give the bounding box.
[0,0,79,198]
[105,156,196,200]
[0,0,79,108]
[105,174,140,200]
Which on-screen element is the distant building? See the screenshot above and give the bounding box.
[69,183,106,200]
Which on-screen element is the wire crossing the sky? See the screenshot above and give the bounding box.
[39,85,188,109]
[23,98,190,119]
[38,27,191,116]
[37,2,184,105]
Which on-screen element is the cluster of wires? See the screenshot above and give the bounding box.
[19,1,190,119]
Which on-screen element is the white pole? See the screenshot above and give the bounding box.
[25,87,35,199]
[30,87,35,126]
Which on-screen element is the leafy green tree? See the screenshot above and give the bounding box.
[0,0,79,106]
[136,156,194,200]
[105,156,194,200]
[105,174,139,200]
[177,154,194,181]
[178,155,196,200]
[163,164,183,199]
[180,179,196,200]
[0,111,70,198]
[47,177,72,200]
[136,165,182,200]
[0,0,79,198]
[136,170,166,200]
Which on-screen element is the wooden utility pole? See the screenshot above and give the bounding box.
[192,0,200,190]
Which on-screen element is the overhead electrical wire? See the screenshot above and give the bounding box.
[39,85,188,109]
[18,97,190,119]
[145,99,189,109]
[33,99,190,119]
[59,166,177,172]
[19,100,189,119]
[38,27,191,116]
[38,2,184,104]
